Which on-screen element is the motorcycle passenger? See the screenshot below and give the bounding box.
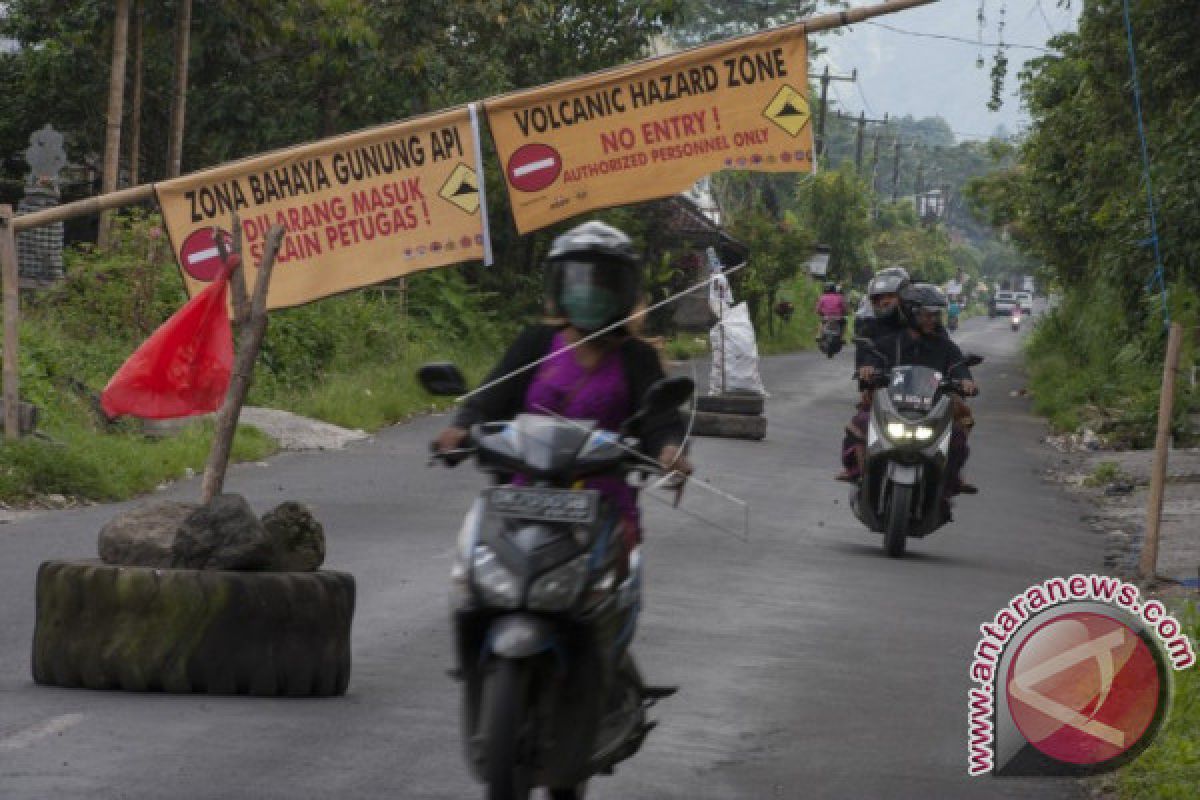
[863,283,979,497]
[815,281,848,342]
[433,220,692,571]
[837,266,910,481]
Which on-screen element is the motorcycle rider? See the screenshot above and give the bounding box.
[837,266,910,481]
[863,283,979,497]
[433,220,692,572]
[815,281,848,342]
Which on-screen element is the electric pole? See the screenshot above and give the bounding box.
[891,139,902,202]
[854,111,889,175]
[815,66,857,160]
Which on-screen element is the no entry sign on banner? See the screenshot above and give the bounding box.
[156,107,491,309]
[486,26,814,233]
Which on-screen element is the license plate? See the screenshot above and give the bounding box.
[485,488,599,523]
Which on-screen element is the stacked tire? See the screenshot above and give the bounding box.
[691,392,767,440]
[32,560,355,696]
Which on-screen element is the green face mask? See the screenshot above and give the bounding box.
[560,285,619,331]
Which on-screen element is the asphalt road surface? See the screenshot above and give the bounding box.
[0,314,1096,799]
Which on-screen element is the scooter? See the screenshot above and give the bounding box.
[818,317,845,358]
[419,363,692,800]
[1010,308,1021,332]
[849,342,982,558]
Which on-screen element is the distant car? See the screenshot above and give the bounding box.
[1016,291,1033,314]
[992,290,1017,315]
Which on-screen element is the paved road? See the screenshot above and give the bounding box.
[0,315,1095,799]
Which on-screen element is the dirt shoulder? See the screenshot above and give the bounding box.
[1042,436,1200,588]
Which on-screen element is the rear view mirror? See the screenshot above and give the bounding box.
[642,376,695,413]
[965,354,984,368]
[417,362,467,396]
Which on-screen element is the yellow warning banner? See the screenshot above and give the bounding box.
[156,107,489,309]
[486,27,813,233]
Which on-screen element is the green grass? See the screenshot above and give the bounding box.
[1105,601,1200,799]
[1084,461,1125,488]
[0,422,275,503]
[271,344,498,431]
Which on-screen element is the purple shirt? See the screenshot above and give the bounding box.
[520,331,639,530]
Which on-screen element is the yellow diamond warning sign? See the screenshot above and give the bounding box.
[439,163,480,214]
[762,86,811,137]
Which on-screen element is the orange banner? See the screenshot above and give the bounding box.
[486,27,813,233]
[156,107,491,309]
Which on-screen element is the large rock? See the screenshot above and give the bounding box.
[172,494,273,570]
[98,501,200,567]
[261,502,325,572]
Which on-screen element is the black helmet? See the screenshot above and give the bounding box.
[545,221,641,332]
[899,282,947,329]
[823,281,837,294]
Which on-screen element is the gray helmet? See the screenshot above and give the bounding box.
[899,282,947,328]
[546,220,639,263]
[867,266,910,298]
[545,221,641,332]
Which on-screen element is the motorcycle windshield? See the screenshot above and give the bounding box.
[887,366,942,414]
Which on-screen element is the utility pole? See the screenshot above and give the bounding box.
[855,111,889,175]
[891,139,902,202]
[815,66,857,160]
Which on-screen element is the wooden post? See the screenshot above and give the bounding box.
[1139,321,1184,580]
[0,206,19,440]
[201,225,284,502]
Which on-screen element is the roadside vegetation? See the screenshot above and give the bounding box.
[1097,601,1199,800]
[967,0,1200,446]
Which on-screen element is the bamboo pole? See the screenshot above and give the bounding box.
[201,225,284,503]
[1139,321,1184,580]
[0,206,19,440]
[11,184,157,233]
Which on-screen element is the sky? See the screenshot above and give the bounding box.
[818,0,1082,141]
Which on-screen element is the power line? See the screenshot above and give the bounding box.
[1035,0,1060,37]
[856,79,875,117]
[864,20,1054,53]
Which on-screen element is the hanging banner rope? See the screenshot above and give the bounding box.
[486,25,815,234]
[155,107,492,310]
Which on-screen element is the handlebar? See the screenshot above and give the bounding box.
[428,443,476,468]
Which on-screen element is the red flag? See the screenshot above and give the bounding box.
[101,259,235,420]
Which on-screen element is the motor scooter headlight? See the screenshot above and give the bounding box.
[886,422,911,441]
[527,554,590,611]
[471,544,520,608]
[914,426,935,441]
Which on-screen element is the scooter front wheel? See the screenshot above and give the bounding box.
[547,782,588,799]
[884,484,912,558]
[482,658,535,800]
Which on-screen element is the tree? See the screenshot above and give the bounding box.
[164,0,189,177]
[98,0,130,247]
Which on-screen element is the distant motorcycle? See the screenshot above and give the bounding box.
[818,317,845,358]
[419,363,691,800]
[850,341,982,558]
[1011,308,1021,332]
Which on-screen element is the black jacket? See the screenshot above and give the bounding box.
[453,324,685,457]
[854,313,906,370]
[866,328,974,381]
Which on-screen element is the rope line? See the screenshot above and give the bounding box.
[1121,0,1169,328]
